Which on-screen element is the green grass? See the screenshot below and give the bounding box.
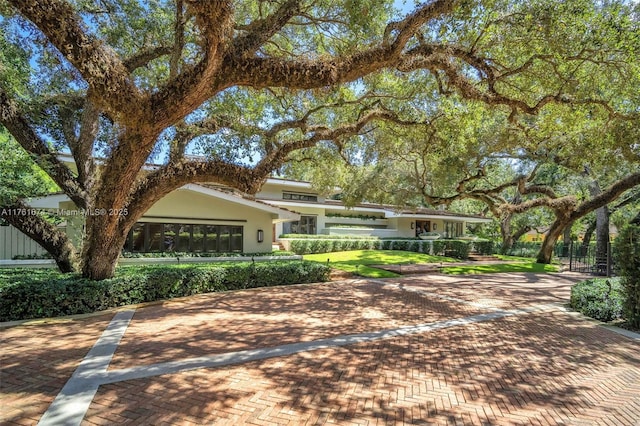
[303,250,457,278]
[441,262,559,275]
[494,254,533,262]
[495,254,562,265]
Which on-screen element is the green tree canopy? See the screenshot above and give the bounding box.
[1,0,639,277]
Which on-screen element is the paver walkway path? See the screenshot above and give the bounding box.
[1,272,639,425]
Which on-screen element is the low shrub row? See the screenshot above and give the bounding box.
[0,261,330,321]
[290,238,380,254]
[502,241,566,258]
[473,240,495,255]
[280,234,378,240]
[13,251,297,260]
[120,251,296,258]
[286,238,488,259]
[570,278,624,322]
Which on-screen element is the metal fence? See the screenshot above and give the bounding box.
[568,240,613,277]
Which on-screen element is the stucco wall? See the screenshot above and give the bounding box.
[257,182,326,202]
[59,201,85,248]
[142,189,275,253]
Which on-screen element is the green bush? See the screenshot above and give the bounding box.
[0,261,330,321]
[420,241,434,255]
[432,240,447,256]
[570,278,624,322]
[473,240,495,255]
[121,251,295,258]
[286,236,477,260]
[503,242,543,257]
[613,224,640,329]
[280,234,377,240]
[289,238,384,254]
[447,241,470,259]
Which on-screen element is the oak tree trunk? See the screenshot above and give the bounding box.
[499,215,514,254]
[80,213,130,280]
[536,218,570,264]
[561,221,573,257]
[589,178,610,267]
[581,219,596,252]
[594,205,610,266]
[498,213,531,254]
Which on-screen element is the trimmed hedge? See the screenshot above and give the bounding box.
[0,261,330,321]
[120,251,296,258]
[503,241,566,258]
[280,234,378,240]
[287,237,474,259]
[613,224,640,329]
[290,238,382,254]
[570,278,624,322]
[14,251,298,260]
[472,240,495,255]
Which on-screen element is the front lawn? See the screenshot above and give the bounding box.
[441,262,558,275]
[304,250,457,278]
[495,254,562,264]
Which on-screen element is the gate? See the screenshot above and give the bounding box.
[568,240,613,276]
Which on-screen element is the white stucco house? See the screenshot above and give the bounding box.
[258,178,492,241]
[1,175,492,259]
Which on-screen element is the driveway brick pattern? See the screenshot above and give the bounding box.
[1,315,112,424]
[109,281,484,370]
[90,311,640,425]
[1,272,639,425]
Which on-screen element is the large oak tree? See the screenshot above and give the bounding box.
[1,0,638,278]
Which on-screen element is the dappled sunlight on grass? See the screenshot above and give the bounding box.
[496,254,562,265]
[329,263,399,278]
[303,250,457,278]
[495,255,533,262]
[304,250,457,265]
[441,263,558,275]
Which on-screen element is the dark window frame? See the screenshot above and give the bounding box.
[282,192,318,202]
[125,222,243,253]
[282,215,317,235]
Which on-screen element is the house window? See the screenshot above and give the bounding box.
[283,215,317,235]
[444,221,463,238]
[283,192,318,202]
[415,220,431,237]
[126,222,243,253]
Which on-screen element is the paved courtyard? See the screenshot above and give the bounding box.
[1,272,639,425]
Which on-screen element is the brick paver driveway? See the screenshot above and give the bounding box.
[2,272,639,425]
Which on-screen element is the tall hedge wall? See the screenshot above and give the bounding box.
[285,237,487,259]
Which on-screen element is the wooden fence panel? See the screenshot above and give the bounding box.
[0,225,49,259]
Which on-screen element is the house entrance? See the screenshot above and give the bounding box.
[415,220,431,237]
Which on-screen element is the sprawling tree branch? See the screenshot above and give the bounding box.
[575,172,640,218]
[124,46,174,72]
[123,159,255,230]
[8,0,145,123]
[71,98,100,188]
[149,0,234,130]
[232,0,302,56]
[127,107,427,229]
[0,90,87,208]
